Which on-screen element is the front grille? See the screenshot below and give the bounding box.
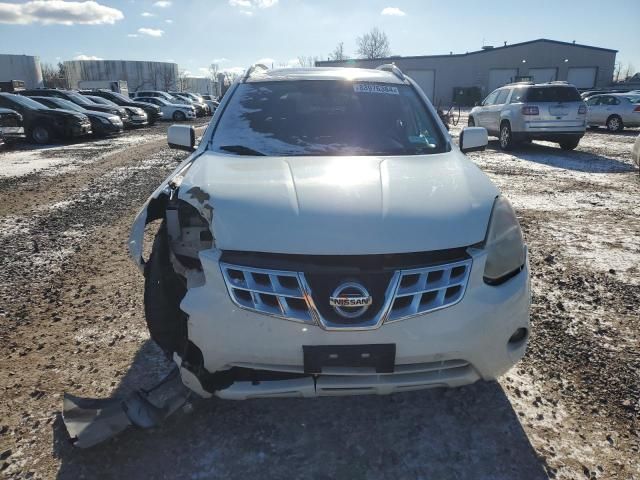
[220,256,473,330]
[220,263,313,324]
[387,259,472,322]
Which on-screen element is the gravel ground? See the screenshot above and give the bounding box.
[0,116,638,479]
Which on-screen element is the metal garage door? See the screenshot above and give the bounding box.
[567,67,597,89]
[405,69,435,100]
[488,69,517,92]
[529,68,557,84]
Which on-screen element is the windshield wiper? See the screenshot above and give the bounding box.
[219,145,266,156]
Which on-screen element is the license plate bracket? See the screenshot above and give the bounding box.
[303,344,396,374]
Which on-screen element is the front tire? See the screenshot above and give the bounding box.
[499,122,514,151]
[173,110,187,121]
[31,125,51,144]
[144,222,188,356]
[606,115,623,132]
[559,138,580,150]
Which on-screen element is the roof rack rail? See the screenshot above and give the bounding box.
[505,81,534,86]
[547,80,569,84]
[376,63,405,81]
[242,63,269,83]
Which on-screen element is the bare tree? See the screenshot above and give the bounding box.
[624,63,636,81]
[613,62,622,83]
[208,63,219,82]
[356,28,390,59]
[177,69,189,92]
[328,42,348,61]
[297,55,320,68]
[41,62,69,88]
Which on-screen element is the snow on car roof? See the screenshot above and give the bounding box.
[246,67,406,84]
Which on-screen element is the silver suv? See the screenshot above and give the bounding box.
[469,82,587,151]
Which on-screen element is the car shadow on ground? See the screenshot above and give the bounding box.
[487,140,637,174]
[52,340,549,480]
[585,127,640,138]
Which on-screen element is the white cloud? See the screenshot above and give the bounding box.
[138,27,164,37]
[73,54,103,60]
[127,33,139,37]
[153,1,171,7]
[165,18,173,23]
[222,66,245,76]
[212,57,229,64]
[0,0,124,25]
[141,11,154,17]
[381,7,406,16]
[229,0,277,14]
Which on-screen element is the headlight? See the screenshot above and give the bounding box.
[483,196,525,284]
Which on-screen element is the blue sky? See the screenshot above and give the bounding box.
[1,0,639,78]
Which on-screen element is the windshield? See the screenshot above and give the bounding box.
[87,96,111,106]
[5,94,47,109]
[624,95,640,104]
[66,92,94,105]
[211,81,446,156]
[48,98,85,112]
[525,86,582,102]
[109,92,130,102]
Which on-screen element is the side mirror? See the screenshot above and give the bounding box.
[168,125,196,151]
[459,126,488,153]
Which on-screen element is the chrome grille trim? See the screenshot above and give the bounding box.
[220,263,314,324]
[220,257,472,329]
[387,259,472,322]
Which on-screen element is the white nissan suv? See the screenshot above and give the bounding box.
[129,65,531,400]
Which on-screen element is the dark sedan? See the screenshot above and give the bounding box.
[0,107,25,146]
[0,93,91,144]
[29,96,123,137]
[78,90,163,124]
[20,89,129,123]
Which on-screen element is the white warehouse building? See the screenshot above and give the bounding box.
[64,59,179,93]
[317,39,617,106]
[0,54,44,89]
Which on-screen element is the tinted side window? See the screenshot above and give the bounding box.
[510,88,526,103]
[586,96,601,106]
[495,89,510,105]
[525,86,581,102]
[483,91,499,106]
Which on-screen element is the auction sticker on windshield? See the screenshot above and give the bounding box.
[353,84,399,95]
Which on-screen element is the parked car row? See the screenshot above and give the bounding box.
[0,87,218,146]
[469,81,640,151]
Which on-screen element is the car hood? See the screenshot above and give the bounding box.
[131,101,160,111]
[83,110,117,120]
[85,104,124,115]
[42,108,87,121]
[177,151,499,255]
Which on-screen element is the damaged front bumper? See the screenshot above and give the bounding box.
[62,368,191,448]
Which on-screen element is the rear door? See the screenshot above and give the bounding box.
[525,86,584,128]
[476,90,499,130]
[487,89,510,133]
[585,96,604,124]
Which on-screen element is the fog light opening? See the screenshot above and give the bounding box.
[508,328,528,344]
